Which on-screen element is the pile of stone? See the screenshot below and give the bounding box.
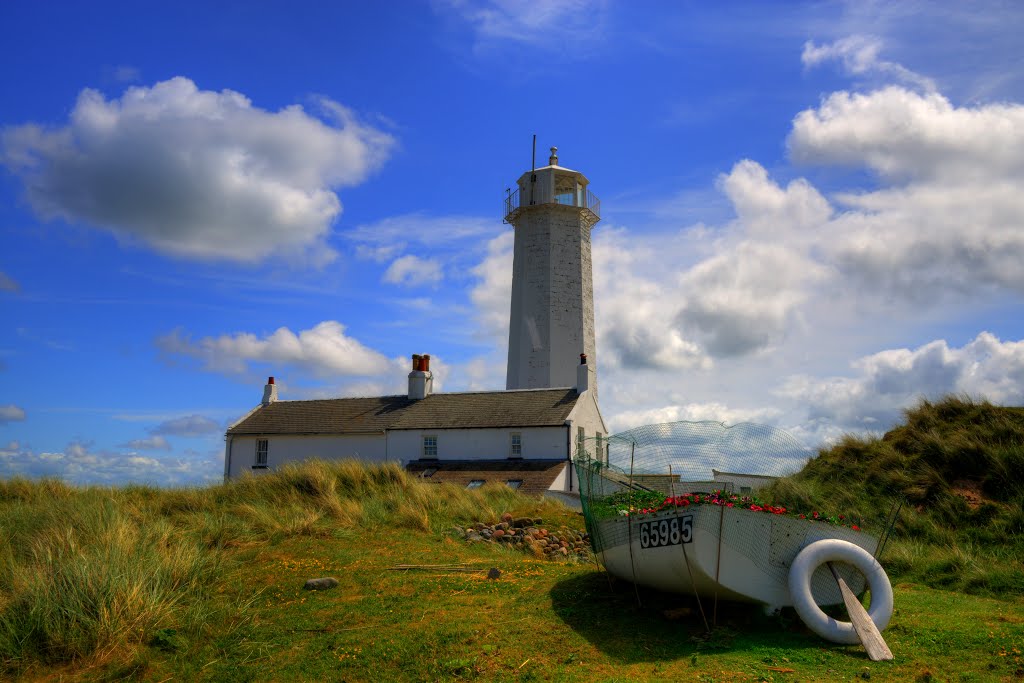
[456,512,591,561]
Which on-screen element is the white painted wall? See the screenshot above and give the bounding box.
[225,433,387,478]
[562,389,608,492]
[387,426,567,462]
[225,426,572,479]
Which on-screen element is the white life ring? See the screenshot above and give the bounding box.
[788,539,894,645]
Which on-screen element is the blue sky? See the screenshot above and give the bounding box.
[2,1,1024,486]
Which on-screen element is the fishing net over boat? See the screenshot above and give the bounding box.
[578,420,811,493]
[577,421,818,559]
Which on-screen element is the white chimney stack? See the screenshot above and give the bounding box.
[262,376,278,405]
[408,354,433,400]
[576,354,589,393]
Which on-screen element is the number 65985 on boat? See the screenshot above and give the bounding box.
[638,515,693,548]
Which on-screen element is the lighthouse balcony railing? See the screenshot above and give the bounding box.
[503,188,600,223]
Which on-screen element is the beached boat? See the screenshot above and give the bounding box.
[575,422,895,645]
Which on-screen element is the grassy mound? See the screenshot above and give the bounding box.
[1,448,1022,681]
[0,460,571,676]
[763,395,1024,595]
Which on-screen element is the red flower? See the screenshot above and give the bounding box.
[851,525,860,531]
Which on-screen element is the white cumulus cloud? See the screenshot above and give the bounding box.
[590,226,711,371]
[594,160,832,368]
[157,320,394,378]
[790,87,1024,182]
[677,240,826,358]
[469,231,514,343]
[790,87,1024,297]
[718,159,832,239]
[348,213,502,288]
[383,254,444,287]
[780,332,1024,430]
[1,77,394,264]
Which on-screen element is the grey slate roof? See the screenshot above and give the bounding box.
[227,388,579,436]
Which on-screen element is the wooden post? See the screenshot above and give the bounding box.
[827,562,894,661]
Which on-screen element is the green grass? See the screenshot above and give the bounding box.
[151,531,1023,683]
[2,399,1024,681]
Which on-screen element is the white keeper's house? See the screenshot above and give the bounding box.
[225,147,608,494]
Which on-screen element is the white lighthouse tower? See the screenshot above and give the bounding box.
[504,146,600,396]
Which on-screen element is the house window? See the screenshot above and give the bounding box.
[506,479,523,489]
[466,479,485,489]
[509,432,522,458]
[577,426,585,454]
[422,435,438,459]
[596,432,603,462]
[740,486,752,495]
[254,439,268,468]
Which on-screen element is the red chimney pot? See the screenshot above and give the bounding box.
[268,376,275,384]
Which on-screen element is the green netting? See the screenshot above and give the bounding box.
[575,421,810,555]
[573,421,907,614]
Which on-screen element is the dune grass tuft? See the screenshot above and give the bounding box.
[0,490,219,668]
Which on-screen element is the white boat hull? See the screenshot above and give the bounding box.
[594,505,878,608]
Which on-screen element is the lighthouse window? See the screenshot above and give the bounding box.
[554,191,575,205]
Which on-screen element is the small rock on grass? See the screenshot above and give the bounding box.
[487,567,502,580]
[304,577,339,591]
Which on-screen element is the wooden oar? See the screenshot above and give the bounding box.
[827,562,894,661]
